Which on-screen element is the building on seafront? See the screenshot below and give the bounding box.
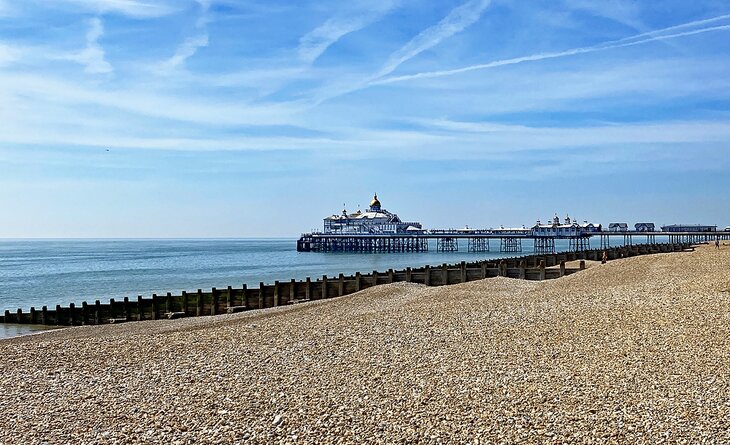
[608,222,629,232]
[321,194,423,235]
[532,214,601,237]
[661,224,717,232]
[635,222,656,232]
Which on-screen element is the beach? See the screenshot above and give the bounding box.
[1,245,728,444]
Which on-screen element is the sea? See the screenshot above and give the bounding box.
[0,237,635,339]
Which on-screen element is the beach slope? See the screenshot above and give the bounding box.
[1,245,729,444]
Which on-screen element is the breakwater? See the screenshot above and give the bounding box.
[0,243,690,327]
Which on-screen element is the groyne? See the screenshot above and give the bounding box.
[0,243,690,327]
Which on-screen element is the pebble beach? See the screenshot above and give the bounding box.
[1,245,729,444]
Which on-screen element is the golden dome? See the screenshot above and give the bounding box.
[369,194,381,208]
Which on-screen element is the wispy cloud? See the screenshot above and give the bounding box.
[563,0,643,29]
[375,19,730,85]
[374,0,492,79]
[53,0,178,18]
[311,0,493,104]
[611,12,730,43]
[157,0,210,73]
[64,18,113,74]
[0,42,19,66]
[298,2,398,64]
[159,34,209,72]
[413,118,730,151]
[1,73,302,126]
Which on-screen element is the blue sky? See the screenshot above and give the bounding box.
[1,0,729,237]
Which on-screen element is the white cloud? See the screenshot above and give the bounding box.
[53,0,178,18]
[65,18,113,74]
[414,119,730,151]
[209,67,308,88]
[298,2,398,64]
[310,0,493,104]
[563,0,643,29]
[3,77,728,157]
[156,0,210,73]
[0,43,19,66]
[195,0,212,27]
[159,34,209,71]
[613,12,730,43]
[0,73,302,126]
[299,17,373,64]
[374,0,492,78]
[376,21,730,85]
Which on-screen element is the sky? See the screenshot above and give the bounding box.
[0,0,729,237]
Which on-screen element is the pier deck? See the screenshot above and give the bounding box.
[297,231,728,253]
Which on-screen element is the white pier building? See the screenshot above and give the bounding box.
[322,194,423,235]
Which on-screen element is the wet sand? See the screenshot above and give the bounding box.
[0,323,60,340]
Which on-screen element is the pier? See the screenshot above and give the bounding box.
[297,230,728,254]
[298,195,730,254]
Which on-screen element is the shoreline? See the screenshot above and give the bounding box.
[1,243,684,328]
[0,237,605,318]
[1,244,728,443]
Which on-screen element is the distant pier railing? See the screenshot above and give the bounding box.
[298,230,729,253]
[0,243,692,327]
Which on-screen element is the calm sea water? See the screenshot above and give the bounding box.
[0,237,646,338]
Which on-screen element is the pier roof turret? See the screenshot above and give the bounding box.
[369,194,381,210]
[322,194,422,235]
